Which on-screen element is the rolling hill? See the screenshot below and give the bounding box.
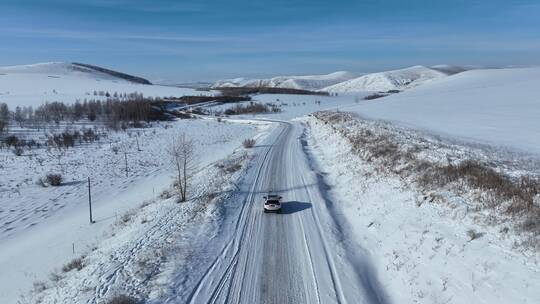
[212,71,356,90]
[0,62,209,108]
[347,66,540,154]
[322,65,447,92]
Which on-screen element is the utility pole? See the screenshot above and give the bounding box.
[88,177,94,224]
[136,137,141,151]
[124,152,129,177]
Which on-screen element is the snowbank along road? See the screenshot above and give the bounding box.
[181,121,388,304]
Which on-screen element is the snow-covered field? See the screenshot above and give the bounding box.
[302,114,540,304]
[0,63,212,108]
[207,92,369,120]
[0,118,267,303]
[2,62,540,304]
[344,67,540,155]
[21,138,262,304]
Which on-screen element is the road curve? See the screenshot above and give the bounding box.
[183,121,388,304]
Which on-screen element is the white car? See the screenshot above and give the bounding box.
[263,194,282,213]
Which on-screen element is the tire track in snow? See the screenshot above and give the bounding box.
[182,120,389,304]
[186,123,289,304]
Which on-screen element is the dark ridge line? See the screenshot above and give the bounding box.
[72,62,152,85]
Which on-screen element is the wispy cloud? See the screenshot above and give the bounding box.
[0,28,230,43]
[49,0,204,13]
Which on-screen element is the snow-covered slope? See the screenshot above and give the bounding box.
[0,62,210,108]
[212,71,356,90]
[0,62,150,84]
[323,65,447,92]
[347,67,540,154]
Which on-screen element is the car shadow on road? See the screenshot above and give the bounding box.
[280,201,312,214]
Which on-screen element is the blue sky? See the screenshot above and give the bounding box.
[1,0,540,82]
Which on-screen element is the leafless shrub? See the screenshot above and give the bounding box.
[522,215,540,235]
[82,128,99,142]
[49,271,62,282]
[420,161,540,220]
[175,111,193,119]
[46,173,63,186]
[224,102,280,115]
[370,140,399,160]
[364,93,388,100]
[121,211,134,224]
[3,135,19,147]
[12,146,24,156]
[467,229,479,241]
[242,138,256,148]
[32,281,48,293]
[160,189,173,199]
[47,131,79,149]
[112,145,120,154]
[140,200,152,209]
[0,120,8,135]
[107,294,139,304]
[62,257,84,272]
[227,163,242,173]
[215,152,247,174]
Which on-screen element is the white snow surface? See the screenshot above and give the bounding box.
[323,65,447,92]
[207,92,368,121]
[303,117,540,304]
[3,64,540,304]
[344,66,540,155]
[0,118,265,303]
[0,62,211,108]
[212,71,356,90]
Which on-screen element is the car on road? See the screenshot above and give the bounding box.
[263,194,282,213]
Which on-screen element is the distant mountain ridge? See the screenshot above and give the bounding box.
[212,65,475,93]
[212,71,356,90]
[322,65,448,92]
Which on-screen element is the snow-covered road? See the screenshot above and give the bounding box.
[180,121,387,304]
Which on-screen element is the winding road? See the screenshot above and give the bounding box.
[183,121,387,304]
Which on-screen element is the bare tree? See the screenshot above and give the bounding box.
[167,133,196,202]
[0,120,8,135]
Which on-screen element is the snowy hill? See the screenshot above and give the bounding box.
[323,65,447,92]
[0,62,210,108]
[0,62,151,84]
[212,71,356,90]
[348,66,540,154]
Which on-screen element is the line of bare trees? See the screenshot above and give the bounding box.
[0,97,168,133]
